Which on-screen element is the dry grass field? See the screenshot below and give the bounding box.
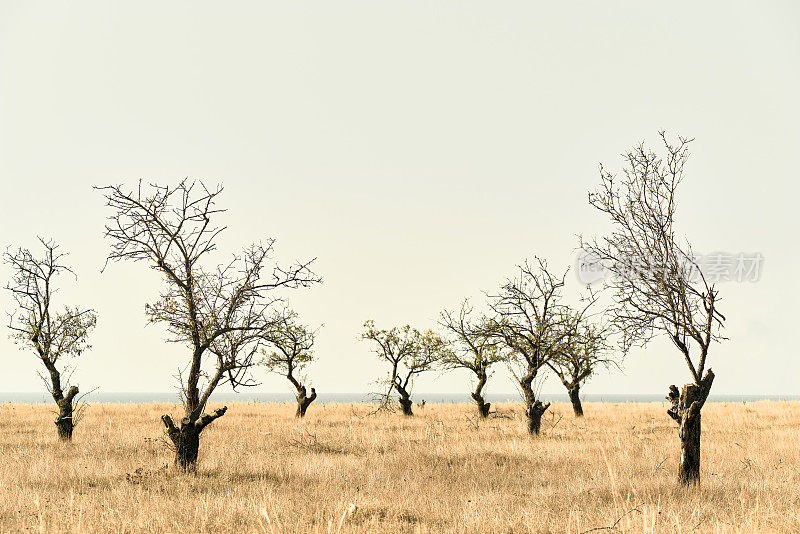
[0,400,798,533]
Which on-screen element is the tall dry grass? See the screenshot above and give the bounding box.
[0,400,798,533]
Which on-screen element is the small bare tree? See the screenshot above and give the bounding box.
[262,311,319,417]
[583,132,725,485]
[4,239,97,441]
[439,300,505,418]
[361,320,450,416]
[98,180,319,469]
[547,305,616,417]
[488,258,569,435]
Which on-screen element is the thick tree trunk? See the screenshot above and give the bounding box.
[525,399,550,434]
[393,378,414,416]
[54,386,79,441]
[173,420,201,469]
[568,385,583,417]
[162,406,227,470]
[667,370,714,486]
[520,370,549,435]
[471,392,491,418]
[295,386,317,418]
[399,395,413,416]
[44,359,79,442]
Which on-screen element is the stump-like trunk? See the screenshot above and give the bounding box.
[162,406,227,471]
[525,399,550,434]
[55,400,75,441]
[296,386,317,418]
[520,371,549,435]
[54,386,79,441]
[568,385,583,417]
[471,392,491,418]
[399,395,413,416]
[678,405,702,484]
[667,370,714,486]
[173,421,201,469]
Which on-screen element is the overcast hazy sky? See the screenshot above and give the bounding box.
[1,2,798,398]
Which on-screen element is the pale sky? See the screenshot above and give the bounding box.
[1,2,799,397]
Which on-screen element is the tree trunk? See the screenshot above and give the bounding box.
[399,395,413,416]
[54,386,79,441]
[520,370,549,435]
[472,367,491,418]
[173,420,201,469]
[568,385,584,417]
[296,386,317,418]
[525,399,550,434]
[667,370,714,486]
[55,400,74,441]
[393,378,414,416]
[162,406,227,470]
[471,392,491,418]
[44,359,78,442]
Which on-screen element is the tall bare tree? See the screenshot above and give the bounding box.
[361,320,451,416]
[439,300,505,418]
[547,304,617,417]
[583,132,725,485]
[98,180,319,469]
[488,258,569,435]
[262,311,319,417]
[4,239,97,441]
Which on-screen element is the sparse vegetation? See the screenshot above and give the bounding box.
[1,401,798,533]
[584,133,725,485]
[97,180,319,468]
[439,299,506,418]
[3,239,97,441]
[262,311,320,417]
[362,321,452,416]
[488,258,571,435]
[547,302,617,417]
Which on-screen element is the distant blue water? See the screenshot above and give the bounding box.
[1,391,797,404]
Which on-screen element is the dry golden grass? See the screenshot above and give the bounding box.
[0,400,798,533]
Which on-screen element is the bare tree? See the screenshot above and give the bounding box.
[262,311,319,417]
[439,300,505,418]
[488,258,569,435]
[4,239,97,441]
[97,180,319,469]
[547,303,617,417]
[361,320,451,416]
[583,132,725,485]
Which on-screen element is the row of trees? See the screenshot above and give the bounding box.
[4,133,725,486]
[362,261,616,432]
[4,182,321,468]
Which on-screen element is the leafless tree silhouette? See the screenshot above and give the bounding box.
[547,300,618,417]
[488,258,569,435]
[583,132,725,485]
[4,239,97,441]
[439,300,506,418]
[97,179,319,469]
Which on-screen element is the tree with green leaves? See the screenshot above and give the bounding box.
[4,239,97,441]
[262,311,319,417]
[362,320,451,415]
